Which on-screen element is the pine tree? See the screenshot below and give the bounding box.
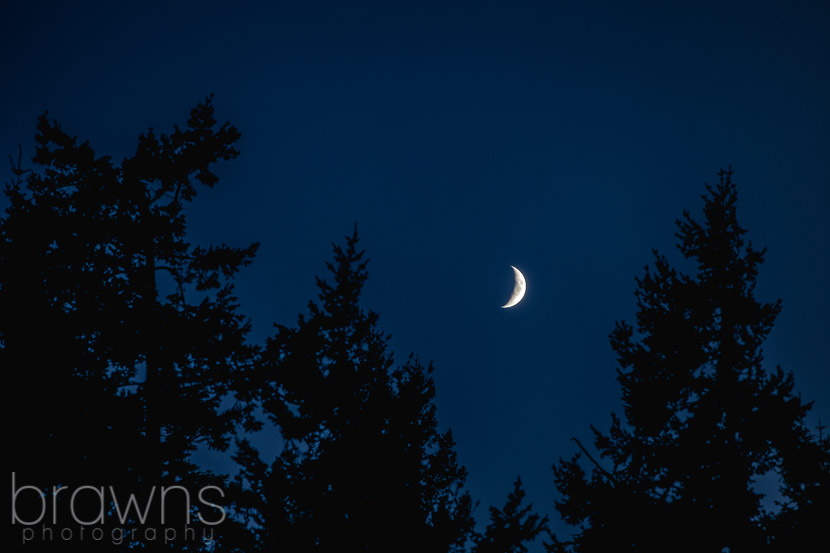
[473,477,548,553]
[231,227,475,552]
[549,169,829,552]
[2,98,260,549]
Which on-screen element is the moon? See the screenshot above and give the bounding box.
[501,266,527,308]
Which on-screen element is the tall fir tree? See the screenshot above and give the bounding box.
[230,228,475,552]
[2,98,260,550]
[549,170,829,552]
[473,477,548,553]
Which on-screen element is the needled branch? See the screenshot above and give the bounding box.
[571,437,617,485]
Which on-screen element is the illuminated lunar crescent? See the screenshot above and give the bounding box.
[501,266,527,308]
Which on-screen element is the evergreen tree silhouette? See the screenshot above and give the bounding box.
[2,98,260,550]
[548,169,829,552]
[473,477,548,553]
[229,227,475,552]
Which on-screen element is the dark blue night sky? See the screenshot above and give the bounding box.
[3,0,829,543]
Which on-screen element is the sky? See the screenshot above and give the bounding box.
[2,0,829,545]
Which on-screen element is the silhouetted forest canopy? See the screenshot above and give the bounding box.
[3,100,827,552]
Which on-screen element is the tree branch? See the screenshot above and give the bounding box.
[155,265,187,304]
[571,437,618,485]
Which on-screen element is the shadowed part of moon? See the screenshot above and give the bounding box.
[501,266,526,308]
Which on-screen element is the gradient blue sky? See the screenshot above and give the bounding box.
[3,0,829,545]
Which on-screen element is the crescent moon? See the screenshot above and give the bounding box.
[501,266,527,308]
